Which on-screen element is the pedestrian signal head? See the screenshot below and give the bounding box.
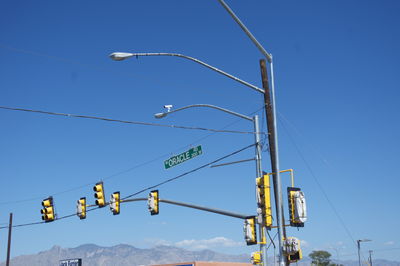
[93,182,106,207]
[148,190,159,215]
[243,216,257,245]
[77,197,86,219]
[110,192,120,215]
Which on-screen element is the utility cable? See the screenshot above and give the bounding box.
[121,142,256,200]
[0,143,255,229]
[266,230,277,250]
[0,105,258,135]
[0,106,265,205]
[277,116,358,248]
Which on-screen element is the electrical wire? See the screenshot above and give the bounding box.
[0,105,259,135]
[266,230,277,250]
[121,143,256,200]
[0,105,265,206]
[277,115,358,249]
[0,143,255,229]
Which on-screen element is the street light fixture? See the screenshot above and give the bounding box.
[109,52,264,94]
[109,51,286,266]
[357,239,372,266]
[154,103,267,263]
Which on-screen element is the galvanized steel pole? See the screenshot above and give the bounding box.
[216,1,287,264]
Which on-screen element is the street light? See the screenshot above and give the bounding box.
[109,51,286,266]
[155,103,267,264]
[212,2,286,264]
[109,52,264,94]
[357,239,372,266]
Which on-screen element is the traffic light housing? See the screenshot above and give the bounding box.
[243,216,257,245]
[287,187,307,227]
[93,182,106,207]
[41,196,55,222]
[288,249,302,263]
[251,251,262,265]
[110,191,120,215]
[283,237,302,263]
[77,197,86,220]
[148,190,159,215]
[256,174,272,228]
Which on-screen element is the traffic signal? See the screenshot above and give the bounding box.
[243,216,257,245]
[93,182,106,207]
[77,197,86,220]
[256,174,272,228]
[148,190,159,215]
[41,196,55,222]
[110,191,120,215]
[283,237,302,263]
[287,187,307,227]
[288,249,302,263]
[251,251,262,265]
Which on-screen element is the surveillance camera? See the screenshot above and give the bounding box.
[164,105,173,112]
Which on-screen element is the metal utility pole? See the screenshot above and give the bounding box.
[215,1,287,264]
[368,250,373,266]
[154,103,268,265]
[357,239,371,266]
[6,213,13,266]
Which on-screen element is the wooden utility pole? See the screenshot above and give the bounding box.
[260,59,288,265]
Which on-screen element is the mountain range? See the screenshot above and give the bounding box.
[1,244,399,266]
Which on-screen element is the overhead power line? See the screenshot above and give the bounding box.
[0,104,267,206]
[0,142,256,229]
[277,114,358,248]
[0,105,259,135]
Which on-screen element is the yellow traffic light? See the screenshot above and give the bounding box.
[77,197,86,220]
[287,187,307,227]
[243,216,257,245]
[288,249,302,263]
[251,251,262,265]
[93,182,105,207]
[284,237,303,263]
[41,197,55,222]
[110,192,120,215]
[256,174,272,228]
[148,190,159,215]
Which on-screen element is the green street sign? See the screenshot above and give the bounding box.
[164,145,203,169]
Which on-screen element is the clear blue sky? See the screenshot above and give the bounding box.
[0,0,399,263]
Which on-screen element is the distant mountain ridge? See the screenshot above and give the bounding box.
[0,244,249,266]
[1,244,399,266]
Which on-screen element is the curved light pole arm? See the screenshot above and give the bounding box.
[109,52,264,94]
[163,104,253,122]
